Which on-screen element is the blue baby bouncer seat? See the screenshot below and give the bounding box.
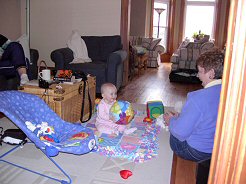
[0,91,96,184]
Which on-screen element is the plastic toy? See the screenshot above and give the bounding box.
[120,170,133,179]
[110,100,134,125]
[147,101,164,119]
[143,117,153,123]
[98,137,104,143]
[25,121,59,143]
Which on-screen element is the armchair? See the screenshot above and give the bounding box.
[169,40,214,84]
[129,36,165,68]
[170,40,215,71]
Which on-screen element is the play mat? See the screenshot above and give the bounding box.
[83,105,161,163]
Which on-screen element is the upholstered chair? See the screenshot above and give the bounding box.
[129,36,165,68]
[170,40,215,71]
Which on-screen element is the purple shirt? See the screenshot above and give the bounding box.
[169,84,221,153]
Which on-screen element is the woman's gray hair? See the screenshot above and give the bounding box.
[196,48,224,79]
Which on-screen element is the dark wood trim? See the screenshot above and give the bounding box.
[178,0,185,45]
[121,0,130,86]
[167,0,176,54]
[214,0,222,48]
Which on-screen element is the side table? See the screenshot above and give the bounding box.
[136,53,148,76]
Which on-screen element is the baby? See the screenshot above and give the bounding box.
[95,83,137,135]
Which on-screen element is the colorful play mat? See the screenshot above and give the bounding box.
[84,105,161,163]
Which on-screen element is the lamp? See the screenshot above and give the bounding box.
[154,8,165,38]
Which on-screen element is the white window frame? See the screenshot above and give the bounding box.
[183,0,217,40]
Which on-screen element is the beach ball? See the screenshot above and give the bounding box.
[110,100,134,125]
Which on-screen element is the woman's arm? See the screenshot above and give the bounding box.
[169,97,201,141]
[164,111,179,126]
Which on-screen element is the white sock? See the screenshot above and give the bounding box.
[20,74,29,86]
[124,127,137,135]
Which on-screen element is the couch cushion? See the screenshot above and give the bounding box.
[66,61,106,73]
[149,38,161,50]
[141,38,152,49]
[100,36,122,60]
[81,36,102,61]
[82,36,122,62]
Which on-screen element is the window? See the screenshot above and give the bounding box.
[153,0,169,51]
[184,0,216,39]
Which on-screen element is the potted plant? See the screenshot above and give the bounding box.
[192,30,205,41]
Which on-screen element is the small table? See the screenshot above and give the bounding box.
[136,53,148,76]
[19,76,96,122]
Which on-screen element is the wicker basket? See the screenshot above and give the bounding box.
[20,76,96,123]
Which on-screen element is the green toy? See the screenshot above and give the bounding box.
[147,101,164,119]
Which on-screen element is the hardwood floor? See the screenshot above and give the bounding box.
[118,63,201,184]
[118,63,201,106]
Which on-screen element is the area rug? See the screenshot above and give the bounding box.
[0,104,173,184]
[84,105,161,163]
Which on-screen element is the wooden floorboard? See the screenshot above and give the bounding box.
[118,63,201,107]
[118,63,201,184]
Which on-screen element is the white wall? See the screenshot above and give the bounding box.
[0,0,21,40]
[130,0,148,36]
[22,0,121,67]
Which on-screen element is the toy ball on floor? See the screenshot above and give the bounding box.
[110,100,134,125]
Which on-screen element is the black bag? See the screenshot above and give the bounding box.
[0,128,27,145]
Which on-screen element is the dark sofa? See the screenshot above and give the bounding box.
[50,35,127,93]
[0,49,39,91]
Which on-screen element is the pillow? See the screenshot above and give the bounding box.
[141,38,152,49]
[149,38,161,50]
[67,30,92,64]
[133,46,147,54]
[16,34,30,63]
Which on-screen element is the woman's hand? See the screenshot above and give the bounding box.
[164,111,179,126]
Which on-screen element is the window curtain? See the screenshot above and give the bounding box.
[214,0,230,49]
[166,0,185,55]
[149,0,154,37]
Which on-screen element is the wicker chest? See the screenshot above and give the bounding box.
[19,76,96,123]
